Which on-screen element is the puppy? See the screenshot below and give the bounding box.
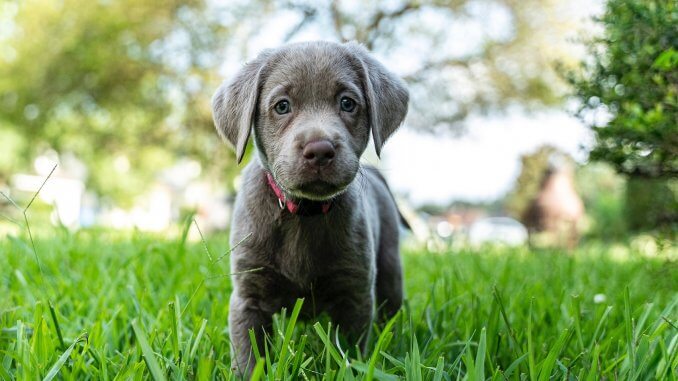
[212,41,409,375]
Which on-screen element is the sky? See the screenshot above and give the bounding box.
[380,109,593,204]
[216,0,603,206]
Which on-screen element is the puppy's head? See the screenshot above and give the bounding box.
[212,41,408,201]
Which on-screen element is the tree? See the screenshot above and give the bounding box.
[569,0,677,178]
[505,145,585,246]
[575,163,627,239]
[250,0,586,133]
[0,0,234,204]
[0,0,589,205]
[568,0,677,230]
[504,145,564,220]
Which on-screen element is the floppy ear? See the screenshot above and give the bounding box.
[345,42,409,157]
[212,51,272,163]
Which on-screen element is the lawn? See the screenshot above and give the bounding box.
[0,225,676,380]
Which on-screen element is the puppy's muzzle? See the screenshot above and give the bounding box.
[302,140,335,168]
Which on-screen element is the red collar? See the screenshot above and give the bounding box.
[265,172,333,215]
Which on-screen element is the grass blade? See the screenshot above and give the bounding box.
[177,214,195,256]
[527,298,537,381]
[168,300,181,360]
[47,301,65,350]
[131,319,167,381]
[366,313,399,381]
[475,327,486,379]
[588,305,613,353]
[275,298,304,379]
[624,286,636,376]
[249,359,265,381]
[313,322,344,365]
[432,356,445,381]
[503,353,528,379]
[188,319,207,363]
[43,333,87,381]
[538,328,572,381]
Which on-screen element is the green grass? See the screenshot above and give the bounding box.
[0,225,676,380]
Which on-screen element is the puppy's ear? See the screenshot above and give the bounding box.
[346,42,409,157]
[212,50,272,163]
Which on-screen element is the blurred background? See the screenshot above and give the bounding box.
[0,0,675,248]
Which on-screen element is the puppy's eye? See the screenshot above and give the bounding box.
[274,100,291,115]
[340,97,356,112]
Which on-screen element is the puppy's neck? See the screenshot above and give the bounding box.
[264,171,333,216]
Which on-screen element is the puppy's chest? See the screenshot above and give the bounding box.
[275,231,337,287]
[272,223,367,289]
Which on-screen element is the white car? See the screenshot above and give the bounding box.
[468,217,528,246]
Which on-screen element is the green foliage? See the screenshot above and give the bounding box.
[1,229,676,379]
[0,0,589,207]
[293,0,581,132]
[570,0,678,179]
[625,177,678,232]
[575,162,627,239]
[0,0,236,203]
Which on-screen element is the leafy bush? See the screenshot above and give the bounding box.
[575,162,627,239]
[569,0,677,231]
[570,0,677,179]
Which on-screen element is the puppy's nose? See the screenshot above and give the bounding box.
[302,140,335,167]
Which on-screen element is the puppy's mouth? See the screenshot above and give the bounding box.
[290,180,344,201]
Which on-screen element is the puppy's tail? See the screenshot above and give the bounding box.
[363,165,412,230]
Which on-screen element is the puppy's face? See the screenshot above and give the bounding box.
[255,46,369,200]
[213,41,409,201]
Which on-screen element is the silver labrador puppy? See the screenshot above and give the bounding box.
[212,41,409,375]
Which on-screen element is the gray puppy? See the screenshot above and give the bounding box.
[212,41,409,375]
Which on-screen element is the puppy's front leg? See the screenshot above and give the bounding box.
[328,292,375,354]
[229,293,270,376]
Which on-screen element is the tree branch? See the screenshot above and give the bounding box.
[366,2,420,31]
[282,3,318,42]
[619,166,678,179]
[403,58,471,82]
[329,0,348,42]
[365,2,422,49]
